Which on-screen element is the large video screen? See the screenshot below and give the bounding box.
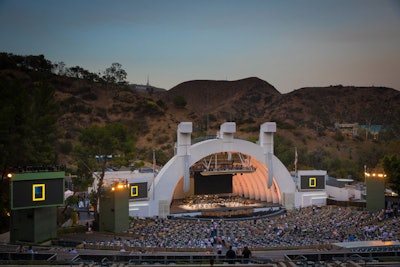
[194,172,232,195]
[300,175,325,190]
[12,178,64,209]
[129,182,148,199]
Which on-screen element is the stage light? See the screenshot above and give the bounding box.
[110,181,129,192]
[365,171,386,178]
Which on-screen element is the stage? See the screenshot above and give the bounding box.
[170,194,281,218]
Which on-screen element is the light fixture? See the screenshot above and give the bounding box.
[365,171,386,178]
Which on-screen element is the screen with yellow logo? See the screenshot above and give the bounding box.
[300,175,325,190]
[11,172,64,210]
[129,182,148,199]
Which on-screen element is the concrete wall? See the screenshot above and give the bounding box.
[366,176,385,212]
[326,185,363,202]
[99,188,129,233]
[10,207,57,244]
[295,191,327,208]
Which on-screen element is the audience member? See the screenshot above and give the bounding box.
[225,245,236,264]
[242,246,252,264]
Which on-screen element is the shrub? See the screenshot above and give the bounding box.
[156,135,169,144]
[96,107,107,119]
[333,131,345,142]
[57,225,87,235]
[82,92,98,101]
[59,140,73,154]
[173,95,187,108]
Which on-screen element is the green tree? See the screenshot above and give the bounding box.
[73,123,135,229]
[23,54,52,73]
[0,80,30,177]
[274,134,295,169]
[382,154,400,194]
[307,147,329,170]
[356,142,388,175]
[0,79,60,173]
[173,95,187,108]
[67,65,101,82]
[63,195,79,214]
[0,78,60,232]
[28,81,61,164]
[103,63,127,85]
[325,157,359,180]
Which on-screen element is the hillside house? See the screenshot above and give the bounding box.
[334,123,359,137]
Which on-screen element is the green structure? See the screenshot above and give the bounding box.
[99,184,129,233]
[10,170,65,243]
[366,172,386,212]
[10,207,58,243]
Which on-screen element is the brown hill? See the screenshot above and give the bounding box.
[162,77,281,118]
[159,81,400,136]
[2,60,400,177]
[283,85,399,126]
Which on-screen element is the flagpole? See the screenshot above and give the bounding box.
[152,149,155,200]
[294,147,298,174]
[153,149,156,174]
[294,147,296,174]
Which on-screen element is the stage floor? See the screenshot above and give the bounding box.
[170,195,280,215]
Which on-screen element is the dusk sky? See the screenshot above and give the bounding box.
[0,0,399,93]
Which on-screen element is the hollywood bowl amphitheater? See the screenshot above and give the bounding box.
[94,121,327,218]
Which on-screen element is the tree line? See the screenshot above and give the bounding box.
[0,52,127,85]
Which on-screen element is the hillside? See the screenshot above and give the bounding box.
[162,77,281,118]
[54,75,400,177]
[1,54,400,179]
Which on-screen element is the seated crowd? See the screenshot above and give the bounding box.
[83,205,400,252]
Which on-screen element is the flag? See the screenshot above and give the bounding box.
[294,147,298,171]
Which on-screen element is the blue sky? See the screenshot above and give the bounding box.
[0,0,399,93]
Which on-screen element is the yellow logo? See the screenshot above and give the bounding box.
[32,184,45,201]
[309,177,317,187]
[130,185,139,197]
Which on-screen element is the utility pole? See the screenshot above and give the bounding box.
[152,149,156,200]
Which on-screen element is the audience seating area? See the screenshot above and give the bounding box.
[82,205,400,252]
